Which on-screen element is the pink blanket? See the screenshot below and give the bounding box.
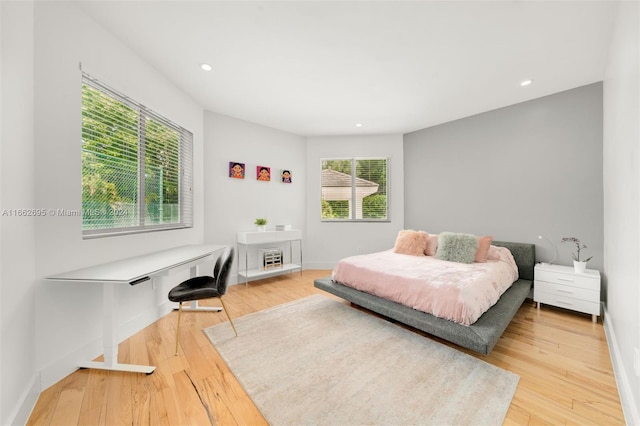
[331,246,519,326]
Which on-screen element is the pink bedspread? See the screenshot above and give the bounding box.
[331,246,519,326]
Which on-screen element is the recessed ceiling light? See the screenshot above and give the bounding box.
[200,63,213,71]
[520,79,533,86]
[355,123,363,127]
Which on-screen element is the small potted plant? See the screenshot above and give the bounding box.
[561,237,593,273]
[255,218,268,232]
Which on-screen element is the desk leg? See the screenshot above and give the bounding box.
[177,263,222,313]
[77,282,155,374]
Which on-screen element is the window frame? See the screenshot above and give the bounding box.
[81,73,193,239]
[320,157,390,222]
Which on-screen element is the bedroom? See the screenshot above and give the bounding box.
[1,0,638,425]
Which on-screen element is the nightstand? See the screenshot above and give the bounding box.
[534,263,601,322]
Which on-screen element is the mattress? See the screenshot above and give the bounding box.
[331,246,519,325]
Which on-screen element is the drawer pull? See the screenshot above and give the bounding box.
[557,289,574,294]
[557,278,575,282]
[556,300,574,306]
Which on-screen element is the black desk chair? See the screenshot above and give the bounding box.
[168,246,238,355]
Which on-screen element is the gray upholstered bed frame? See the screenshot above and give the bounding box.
[314,241,535,355]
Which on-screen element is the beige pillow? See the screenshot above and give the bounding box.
[424,233,438,256]
[393,230,428,256]
[474,235,494,262]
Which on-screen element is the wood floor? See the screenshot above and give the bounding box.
[27,270,625,425]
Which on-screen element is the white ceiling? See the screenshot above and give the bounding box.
[77,1,619,136]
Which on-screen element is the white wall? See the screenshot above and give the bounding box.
[203,112,306,280]
[30,1,205,396]
[0,2,38,424]
[305,135,404,269]
[603,1,640,423]
[404,83,604,272]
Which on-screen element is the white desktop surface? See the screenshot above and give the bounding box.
[45,244,226,374]
[46,244,225,284]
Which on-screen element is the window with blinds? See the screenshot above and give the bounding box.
[81,73,193,237]
[321,158,389,221]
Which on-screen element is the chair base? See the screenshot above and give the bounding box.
[174,300,223,312]
[79,360,155,374]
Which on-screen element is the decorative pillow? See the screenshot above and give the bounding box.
[424,234,439,256]
[435,232,478,264]
[474,235,494,263]
[393,230,428,256]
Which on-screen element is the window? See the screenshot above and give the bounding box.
[81,73,193,237]
[321,158,389,221]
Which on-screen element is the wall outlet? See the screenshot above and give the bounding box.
[634,347,640,377]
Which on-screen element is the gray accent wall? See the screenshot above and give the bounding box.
[404,83,604,274]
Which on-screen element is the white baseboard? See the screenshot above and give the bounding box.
[6,374,40,426]
[229,263,336,287]
[303,261,336,270]
[603,303,638,425]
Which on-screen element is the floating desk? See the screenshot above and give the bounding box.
[45,244,226,374]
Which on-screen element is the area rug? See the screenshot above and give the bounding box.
[204,295,518,425]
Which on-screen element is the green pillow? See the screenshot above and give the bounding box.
[435,232,479,264]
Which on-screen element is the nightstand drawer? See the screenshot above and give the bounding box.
[534,281,599,302]
[534,291,600,316]
[535,269,599,291]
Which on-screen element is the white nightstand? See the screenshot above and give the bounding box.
[534,263,601,322]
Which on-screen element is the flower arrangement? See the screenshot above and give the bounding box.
[561,237,592,262]
[254,218,268,226]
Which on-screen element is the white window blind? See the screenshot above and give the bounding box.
[81,73,193,237]
[321,158,389,221]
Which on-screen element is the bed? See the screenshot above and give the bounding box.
[314,240,535,355]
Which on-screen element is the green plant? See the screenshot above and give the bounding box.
[254,218,267,226]
[561,237,593,262]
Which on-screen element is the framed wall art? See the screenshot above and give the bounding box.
[256,165,271,181]
[281,169,292,183]
[229,162,245,179]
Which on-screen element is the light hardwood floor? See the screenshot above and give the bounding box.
[27,270,624,425]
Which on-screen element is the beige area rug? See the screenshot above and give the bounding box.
[204,295,518,425]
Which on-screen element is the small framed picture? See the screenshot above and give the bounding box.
[229,162,245,179]
[256,165,271,181]
[281,169,292,183]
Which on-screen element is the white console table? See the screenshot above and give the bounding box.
[237,230,302,285]
[45,244,225,374]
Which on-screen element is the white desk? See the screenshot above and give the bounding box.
[45,244,226,374]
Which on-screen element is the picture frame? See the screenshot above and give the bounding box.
[256,165,271,181]
[229,162,245,179]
